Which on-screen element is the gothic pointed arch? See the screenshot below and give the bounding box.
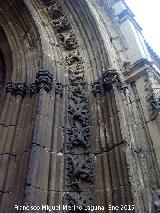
[0,1,43,211]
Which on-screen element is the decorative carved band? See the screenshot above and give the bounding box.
[6,81,28,98]
[65,155,94,192]
[146,90,160,120]
[47,1,71,33]
[42,0,94,206]
[65,192,94,211]
[144,72,160,120]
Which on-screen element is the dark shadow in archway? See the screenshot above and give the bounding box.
[0,49,5,93]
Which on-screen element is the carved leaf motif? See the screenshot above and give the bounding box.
[48,6,64,19]
[6,81,17,95]
[59,32,79,50]
[66,126,90,152]
[65,51,82,66]
[52,16,71,33]
[35,70,53,93]
[65,193,93,212]
[147,92,160,119]
[15,83,28,97]
[6,81,28,98]
[69,84,87,100]
[68,98,89,127]
[65,156,94,191]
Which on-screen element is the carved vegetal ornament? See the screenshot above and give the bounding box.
[30,70,53,95]
[6,81,28,98]
[144,72,160,120]
[92,68,127,96]
[41,0,95,207]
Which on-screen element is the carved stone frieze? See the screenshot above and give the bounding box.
[45,0,95,205]
[48,3,63,19]
[146,90,160,120]
[65,51,82,66]
[52,15,71,33]
[68,76,84,86]
[42,0,71,33]
[68,99,89,127]
[66,126,90,153]
[6,81,28,97]
[59,32,79,50]
[65,155,94,191]
[68,69,84,84]
[144,72,160,120]
[68,84,87,101]
[65,192,94,212]
[55,82,64,97]
[35,70,53,93]
[68,64,84,75]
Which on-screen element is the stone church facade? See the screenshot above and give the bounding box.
[0,0,160,212]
